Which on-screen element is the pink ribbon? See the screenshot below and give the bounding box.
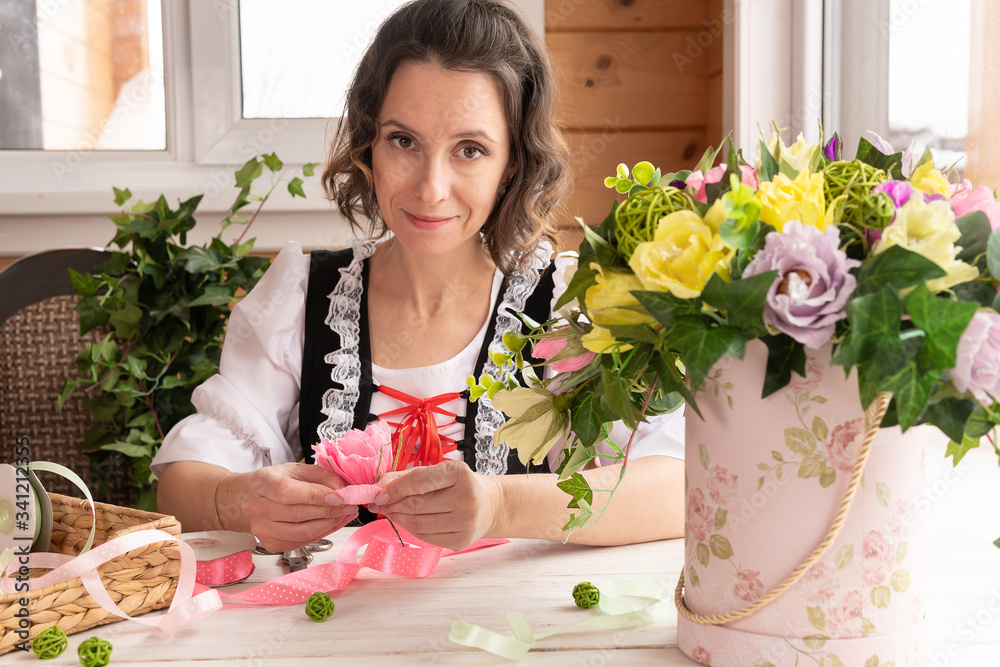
[196,549,255,587]
[205,519,507,605]
[0,529,222,635]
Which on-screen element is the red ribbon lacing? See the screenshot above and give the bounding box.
[376,384,462,470]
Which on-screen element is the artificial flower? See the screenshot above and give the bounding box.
[743,221,860,348]
[491,387,569,466]
[313,420,393,485]
[767,133,821,175]
[628,209,734,299]
[584,264,655,326]
[532,329,596,373]
[909,161,950,197]
[580,325,633,354]
[873,180,916,208]
[757,171,829,232]
[873,197,979,293]
[950,179,1000,229]
[686,164,758,203]
[949,309,1000,407]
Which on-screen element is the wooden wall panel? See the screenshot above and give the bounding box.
[546,0,706,32]
[707,72,724,146]
[560,129,708,228]
[547,31,707,130]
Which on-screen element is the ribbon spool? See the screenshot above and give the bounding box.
[0,463,53,557]
[181,531,258,587]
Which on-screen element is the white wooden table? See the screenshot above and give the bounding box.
[10,443,1000,665]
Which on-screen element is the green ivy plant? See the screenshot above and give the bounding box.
[60,154,317,510]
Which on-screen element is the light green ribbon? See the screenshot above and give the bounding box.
[0,461,98,573]
[449,579,673,660]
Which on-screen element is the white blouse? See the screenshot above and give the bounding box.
[152,241,684,477]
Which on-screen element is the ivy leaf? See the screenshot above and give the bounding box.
[189,285,234,308]
[287,176,306,198]
[101,442,150,458]
[68,268,100,297]
[758,139,779,182]
[600,365,643,430]
[632,290,701,332]
[884,362,936,430]
[649,352,701,419]
[956,211,991,264]
[175,247,223,273]
[561,498,594,531]
[556,472,593,509]
[945,435,980,466]
[234,157,263,188]
[761,334,807,397]
[700,270,776,339]
[922,396,976,444]
[903,283,977,373]
[262,153,283,172]
[856,245,946,296]
[555,442,598,480]
[76,296,110,334]
[302,162,319,177]
[113,186,132,206]
[109,302,143,339]
[855,136,905,180]
[669,316,746,392]
[570,385,616,447]
[833,289,905,387]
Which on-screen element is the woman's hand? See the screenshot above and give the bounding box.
[236,463,359,552]
[370,460,502,550]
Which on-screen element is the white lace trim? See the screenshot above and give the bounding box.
[314,239,553,475]
[475,241,553,475]
[316,239,377,442]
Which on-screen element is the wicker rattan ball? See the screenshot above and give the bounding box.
[572,582,601,609]
[77,637,113,667]
[305,591,335,621]
[31,626,68,659]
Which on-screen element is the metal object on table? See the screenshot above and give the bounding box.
[255,538,333,556]
[279,547,314,572]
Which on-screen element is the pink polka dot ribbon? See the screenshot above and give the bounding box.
[195,549,255,586]
[204,519,508,606]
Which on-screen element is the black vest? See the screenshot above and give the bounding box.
[298,247,556,476]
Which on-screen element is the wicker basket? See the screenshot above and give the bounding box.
[0,493,181,655]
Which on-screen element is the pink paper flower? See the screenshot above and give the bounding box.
[686,164,758,203]
[313,421,393,485]
[826,418,864,473]
[795,562,840,604]
[705,464,739,507]
[686,487,715,543]
[733,569,764,603]
[826,590,864,638]
[951,178,1000,229]
[859,529,896,587]
[950,310,1000,407]
[532,332,596,373]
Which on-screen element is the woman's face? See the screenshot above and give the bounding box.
[371,61,513,260]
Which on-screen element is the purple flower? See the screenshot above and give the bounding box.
[744,220,861,349]
[949,310,1000,407]
[873,181,915,208]
[824,133,841,162]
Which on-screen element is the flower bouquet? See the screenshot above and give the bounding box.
[485,131,1000,664]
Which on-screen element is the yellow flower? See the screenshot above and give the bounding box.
[766,133,821,175]
[757,171,828,232]
[873,197,979,293]
[580,325,633,354]
[909,161,950,197]
[491,387,569,466]
[627,209,734,299]
[584,265,654,326]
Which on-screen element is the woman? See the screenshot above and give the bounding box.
[155,0,684,552]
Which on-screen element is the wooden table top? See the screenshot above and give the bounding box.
[9,443,1000,665]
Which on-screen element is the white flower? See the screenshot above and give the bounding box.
[491,387,569,466]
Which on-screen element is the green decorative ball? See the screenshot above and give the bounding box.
[305,591,335,622]
[573,581,601,609]
[77,637,113,667]
[31,626,68,659]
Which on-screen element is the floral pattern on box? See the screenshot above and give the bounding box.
[678,341,930,666]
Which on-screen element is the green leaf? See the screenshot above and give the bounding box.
[903,283,977,373]
[856,245,947,296]
[113,186,132,206]
[600,365,643,430]
[758,139,779,182]
[649,352,701,419]
[109,302,143,339]
[561,498,594,532]
[555,443,598,480]
[945,435,980,465]
[556,472,593,509]
[262,153,283,172]
[570,386,616,447]
[989,227,1000,280]
[632,290,701,332]
[956,211,992,264]
[884,362,936,430]
[76,296,110,334]
[700,270,776,338]
[709,534,733,560]
[923,396,976,444]
[760,335,807,397]
[553,262,597,311]
[189,285,233,308]
[582,221,622,269]
[833,289,905,388]
[965,404,994,438]
[302,162,319,177]
[668,316,746,391]
[175,247,223,273]
[287,176,306,198]
[68,268,100,297]
[101,442,151,458]
[234,157,263,188]
[855,136,905,180]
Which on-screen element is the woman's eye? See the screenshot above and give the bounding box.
[390,134,413,149]
[460,146,486,159]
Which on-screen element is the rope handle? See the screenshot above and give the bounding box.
[675,392,893,625]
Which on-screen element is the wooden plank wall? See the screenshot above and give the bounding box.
[545,0,725,248]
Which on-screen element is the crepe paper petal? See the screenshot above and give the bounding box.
[448,580,673,660]
[335,484,382,505]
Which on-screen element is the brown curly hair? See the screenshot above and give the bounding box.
[322,0,571,275]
